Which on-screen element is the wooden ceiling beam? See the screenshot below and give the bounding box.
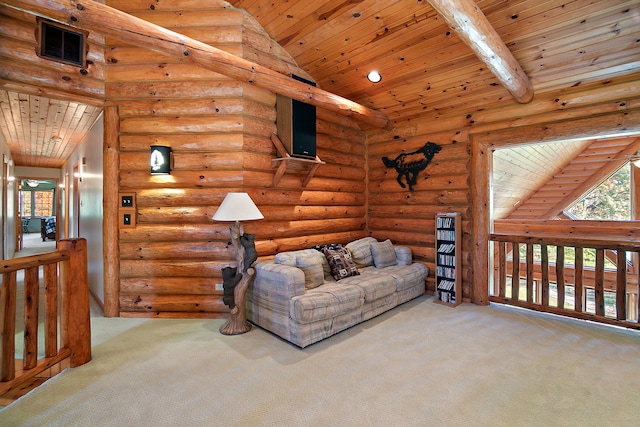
[427,0,534,104]
[3,0,393,130]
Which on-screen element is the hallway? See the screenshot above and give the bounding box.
[14,232,56,258]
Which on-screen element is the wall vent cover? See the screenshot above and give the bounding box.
[38,19,87,67]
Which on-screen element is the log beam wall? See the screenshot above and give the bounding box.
[368,76,640,304]
[106,1,367,317]
[2,0,640,316]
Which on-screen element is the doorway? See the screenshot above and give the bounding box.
[14,177,59,257]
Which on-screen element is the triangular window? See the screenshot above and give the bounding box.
[566,163,631,220]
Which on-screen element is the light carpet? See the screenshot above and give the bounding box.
[1,296,639,426]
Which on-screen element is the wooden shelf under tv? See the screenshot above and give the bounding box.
[270,133,325,187]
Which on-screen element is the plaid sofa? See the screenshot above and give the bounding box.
[247,237,428,348]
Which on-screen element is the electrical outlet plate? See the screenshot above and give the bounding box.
[121,195,133,207]
[120,212,136,228]
[120,193,136,209]
[215,283,224,291]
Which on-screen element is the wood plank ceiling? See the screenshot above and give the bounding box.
[1,0,639,216]
[231,0,640,123]
[0,91,102,168]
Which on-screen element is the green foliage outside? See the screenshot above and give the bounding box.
[503,163,634,319]
[513,244,616,268]
[510,164,633,268]
[567,163,631,220]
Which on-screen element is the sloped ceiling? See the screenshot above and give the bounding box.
[231,0,640,123]
[502,136,640,219]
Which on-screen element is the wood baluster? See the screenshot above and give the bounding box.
[511,242,520,300]
[594,249,605,317]
[541,245,549,307]
[637,254,640,322]
[23,267,39,370]
[498,241,506,298]
[0,272,17,381]
[616,249,627,321]
[526,243,534,303]
[44,263,58,357]
[556,246,565,310]
[574,247,584,313]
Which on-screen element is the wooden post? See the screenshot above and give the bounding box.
[594,249,605,317]
[58,238,91,367]
[103,106,120,317]
[541,244,549,307]
[497,241,506,298]
[575,247,584,313]
[43,263,58,358]
[0,272,17,381]
[616,249,627,321]
[526,243,534,303]
[219,223,254,335]
[511,242,519,300]
[556,246,565,310]
[23,267,39,370]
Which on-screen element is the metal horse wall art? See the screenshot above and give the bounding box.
[382,142,442,191]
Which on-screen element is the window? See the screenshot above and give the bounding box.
[34,191,54,217]
[38,19,87,67]
[20,191,32,217]
[567,163,631,220]
[20,190,54,217]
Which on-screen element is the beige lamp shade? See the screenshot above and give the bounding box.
[213,192,264,222]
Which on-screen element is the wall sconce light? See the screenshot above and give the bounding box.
[150,145,172,175]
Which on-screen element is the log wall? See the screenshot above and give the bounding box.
[0,4,105,104]
[368,75,640,303]
[106,1,367,317]
[3,0,640,314]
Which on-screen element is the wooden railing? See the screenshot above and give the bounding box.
[490,220,640,330]
[0,238,91,402]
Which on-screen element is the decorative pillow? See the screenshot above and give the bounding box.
[370,239,397,268]
[394,246,412,266]
[313,244,342,279]
[276,249,324,289]
[274,251,297,266]
[345,237,377,267]
[321,245,360,281]
[296,254,325,289]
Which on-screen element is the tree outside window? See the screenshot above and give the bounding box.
[567,163,631,220]
[20,189,55,217]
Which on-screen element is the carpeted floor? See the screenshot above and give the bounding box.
[13,232,57,258]
[1,295,639,426]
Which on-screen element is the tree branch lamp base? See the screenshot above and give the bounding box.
[212,193,263,336]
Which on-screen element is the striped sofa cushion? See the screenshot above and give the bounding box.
[290,282,364,324]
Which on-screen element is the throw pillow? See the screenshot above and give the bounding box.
[313,244,342,279]
[321,245,360,281]
[275,249,325,289]
[295,252,325,289]
[370,239,397,268]
[345,237,377,267]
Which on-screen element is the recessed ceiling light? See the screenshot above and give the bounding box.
[367,71,382,83]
